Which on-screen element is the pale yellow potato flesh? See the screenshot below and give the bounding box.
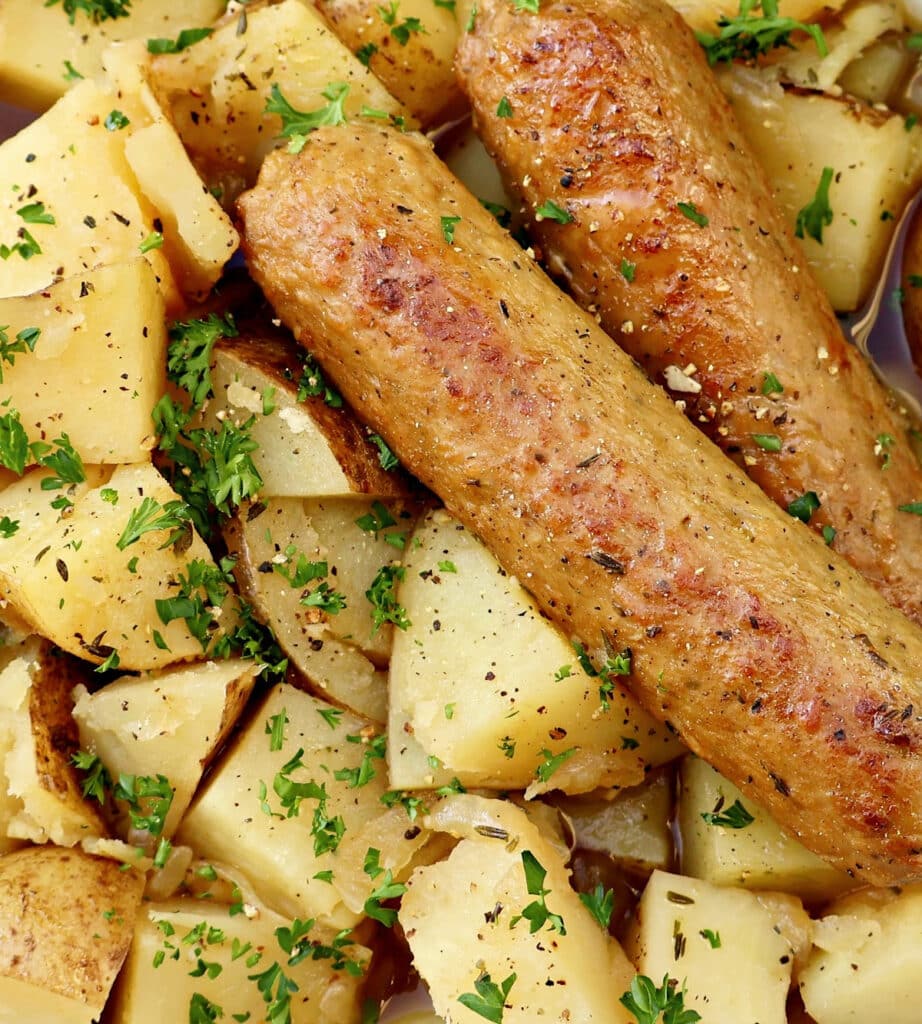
[72,658,257,838]
[666,0,846,31]
[0,260,166,465]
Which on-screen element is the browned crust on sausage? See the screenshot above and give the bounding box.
[456,0,922,625]
[239,125,922,885]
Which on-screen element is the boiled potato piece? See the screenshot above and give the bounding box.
[312,0,464,128]
[0,463,228,670]
[799,883,922,1023]
[226,495,418,722]
[176,683,393,928]
[0,79,178,306]
[151,0,407,195]
[389,509,681,793]
[719,64,922,311]
[0,845,144,1024]
[666,0,846,31]
[624,870,799,1024]
[72,659,257,838]
[551,769,674,877]
[205,326,415,499]
[678,756,855,902]
[403,794,637,1024]
[0,636,106,847]
[0,260,166,465]
[0,0,225,112]
[111,897,370,1024]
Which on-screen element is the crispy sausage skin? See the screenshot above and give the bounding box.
[455,0,922,626]
[240,126,922,885]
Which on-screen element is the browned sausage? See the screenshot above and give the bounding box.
[455,0,922,626]
[239,125,922,885]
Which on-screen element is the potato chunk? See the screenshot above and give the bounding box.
[176,684,394,928]
[0,463,228,670]
[111,897,370,1024]
[72,659,257,838]
[402,794,637,1024]
[0,0,226,112]
[799,884,922,1024]
[0,636,106,847]
[389,509,681,792]
[624,870,799,1024]
[665,0,846,31]
[0,845,144,1024]
[0,260,166,465]
[719,65,922,311]
[677,756,855,902]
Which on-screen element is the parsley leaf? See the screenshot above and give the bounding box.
[751,433,781,452]
[441,214,461,245]
[147,27,213,54]
[45,0,131,23]
[787,490,821,524]
[535,199,573,224]
[579,883,615,930]
[166,313,237,411]
[700,797,755,829]
[116,496,191,551]
[356,42,378,66]
[510,850,566,935]
[696,0,827,66]
[761,371,784,395]
[297,351,343,407]
[0,516,18,539]
[620,974,701,1024]
[104,109,130,131]
[677,202,708,227]
[366,564,410,631]
[265,82,350,154]
[898,501,922,515]
[368,432,399,471]
[458,972,517,1023]
[363,868,407,926]
[795,166,834,244]
[497,96,513,117]
[534,746,576,784]
[266,710,289,752]
[71,751,112,803]
[0,325,39,384]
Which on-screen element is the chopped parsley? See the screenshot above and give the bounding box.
[166,313,237,410]
[677,202,708,227]
[368,432,399,470]
[441,215,461,245]
[17,202,55,226]
[335,733,386,789]
[513,0,539,10]
[497,96,513,118]
[534,746,576,784]
[787,490,821,524]
[620,974,701,1024]
[265,82,350,154]
[297,351,343,407]
[266,710,289,752]
[535,199,573,224]
[579,883,614,930]
[71,751,112,803]
[113,772,174,838]
[146,27,214,54]
[696,0,827,66]
[139,231,164,253]
[356,42,378,66]
[795,167,834,244]
[377,1,427,44]
[155,557,234,652]
[363,867,407,927]
[46,0,131,23]
[116,496,191,550]
[104,109,130,131]
[0,516,18,539]
[700,928,721,948]
[458,972,517,1023]
[700,797,755,829]
[761,371,784,395]
[898,502,922,515]
[366,564,410,631]
[875,433,895,469]
[510,850,565,935]
[0,325,39,384]
[620,258,637,282]
[751,433,781,452]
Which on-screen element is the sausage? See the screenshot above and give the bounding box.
[455,0,922,626]
[239,125,922,885]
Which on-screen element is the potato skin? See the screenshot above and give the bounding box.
[239,125,922,885]
[455,0,922,626]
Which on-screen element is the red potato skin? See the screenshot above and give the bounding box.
[456,0,922,626]
[240,126,922,886]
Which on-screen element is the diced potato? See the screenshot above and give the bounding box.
[150,0,407,194]
[624,870,798,1024]
[665,0,846,31]
[226,495,418,722]
[0,636,106,847]
[312,0,464,128]
[677,756,855,902]
[0,0,226,112]
[552,769,674,877]
[389,509,681,793]
[111,897,370,1024]
[176,683,393,928]
[205,327,415,499]
[72,659,257,838]
[719,64,922,311]
[0,463,229,670]
[798,883,922,1024]
[0,79,178,306]
[839,36,916,107]
[402,794,637,1024]
[0,260,166,465]
[0,845,144,1024]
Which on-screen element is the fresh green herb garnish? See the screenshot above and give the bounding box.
[335,734,386,789]
[534,746,576,784]
[579,883,615,930]
[496,96,512,118]
[458,972,517,1023]
[104,109,130,131]
[266,710,289,752]
[677,202,708,227]
[146,27,213,54]
[620,974,701,1024]
[787,490,821,524]
[368,432,399,470]
[166,313,237,411]
[761,371,784,395]
[139,231,164,253]
[0,325,39,383]
[700,797,755,829]
[366,564,410,631]
[621,258,637,282]
[46,0,131,24]
[265,82,350,154]
[751,433,781,452]
[535,199,573,224]
[898,502,922,515]
[363,868,407,927]
[510,850,566,935]
[441,215,461,245]
[696,0,827,66]
[795,166,834,244]
[71,751,112,803]
[116,496,191,550]
[700,928,721,948]
[356,42,378,66]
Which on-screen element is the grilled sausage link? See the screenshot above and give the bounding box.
[456,0,922,626]
[240,125,922,885]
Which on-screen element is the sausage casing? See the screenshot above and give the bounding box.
[240,125,922,884]
[456,0,922,625]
